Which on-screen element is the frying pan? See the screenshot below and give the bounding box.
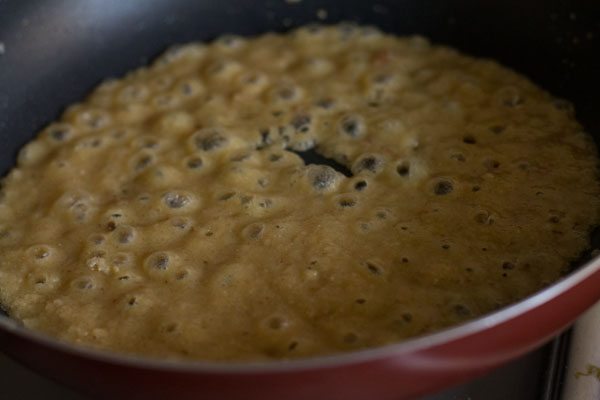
[1,1,599,399]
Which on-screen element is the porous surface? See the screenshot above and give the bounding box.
[0,25,598,361]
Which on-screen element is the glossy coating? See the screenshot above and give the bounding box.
[0,1,599,399]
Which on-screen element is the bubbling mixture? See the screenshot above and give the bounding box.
[0,25,598,361]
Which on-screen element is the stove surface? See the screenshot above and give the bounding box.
[0,342,562,400]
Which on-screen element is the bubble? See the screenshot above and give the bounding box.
[29,246,51,260]
[259,313,294,335]
[240,195,253,205]
[219,192,236,201]
[163,192,190,209]
[193,128,228,151]
[106,210,124,220]
[134,153,154,171]
[171,217,191,229]
[396,162,410,177]
[29,273,60,291]
[276,86,300,101]
[355,298,366,305]
[463,135,476,144]
[338,197,357,208]
[59,192,93,222]
[307,165,339,191]
[291,114,311,133]
[146,252,170,271]
[252,128,271,150]
[34,276,46,285]
[363,261,383,275]
[338,115,366,138]
[242,223,265,240]
[433,180,453,195]
[18,141,50,166]
[315,98,335,109]
[179,79,204,97]
[354,180,367,191]
[73,277,95,290]
[502,262,515,270]
[352,154,384,175]
[136,137,160,150]
[47,124,74,142]
[106,221,117,232]
[474,211,494,225]
[357,222,371,232]
[78,109,111,130]
[175,271,188,280]
[375,210,389,219]
[81,137,104,149]
[269,154,283,162]
[114,225,135,244]
[257,178,269,188]
[112,253,133,268]
[186,157,204,169]
[87,255,109,273]
[258,198,273,209]
[240,72,268,88]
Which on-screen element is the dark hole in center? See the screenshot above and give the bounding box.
[291,148,352,177]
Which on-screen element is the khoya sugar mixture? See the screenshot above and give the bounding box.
[0,24,598,361]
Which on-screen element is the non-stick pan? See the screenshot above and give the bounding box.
[0,1,599,399]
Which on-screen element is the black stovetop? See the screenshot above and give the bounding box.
[0,335,567,400]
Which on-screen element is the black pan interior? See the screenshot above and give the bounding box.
[0,0,599,319]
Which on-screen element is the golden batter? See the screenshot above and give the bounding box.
[0,24,598,361]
